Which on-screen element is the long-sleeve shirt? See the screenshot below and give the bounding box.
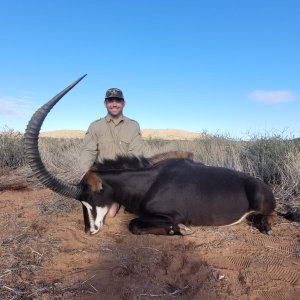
[79,115,143,173]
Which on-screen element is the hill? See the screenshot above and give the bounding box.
[40,129,205,140]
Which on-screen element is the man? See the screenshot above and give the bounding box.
[79,87,143,216]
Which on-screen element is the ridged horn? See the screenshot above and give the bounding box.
[24,75,87,199]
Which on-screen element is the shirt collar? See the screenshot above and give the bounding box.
[105,114,125,124]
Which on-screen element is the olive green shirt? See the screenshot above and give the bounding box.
[79,115,143,172]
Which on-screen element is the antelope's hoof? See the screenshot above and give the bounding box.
[178,224,193,235]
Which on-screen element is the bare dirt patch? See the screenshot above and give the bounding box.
[0,188,299,299]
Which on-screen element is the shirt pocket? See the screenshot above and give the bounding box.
[119,138,130,154]
[98,139,116,160]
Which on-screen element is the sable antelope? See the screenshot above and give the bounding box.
[24,75,276,235]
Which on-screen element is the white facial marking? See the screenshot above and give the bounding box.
[93,206,109,234]
[81,201,109,235]
[82,201,93,210]
[82,201,95,231]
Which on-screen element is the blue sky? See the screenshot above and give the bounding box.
[0,0,299,139]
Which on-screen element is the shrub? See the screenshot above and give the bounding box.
[0,127,26,169]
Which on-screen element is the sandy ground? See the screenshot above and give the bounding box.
[0,187,299,300]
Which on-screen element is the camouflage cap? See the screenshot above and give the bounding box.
[105,88,124,100]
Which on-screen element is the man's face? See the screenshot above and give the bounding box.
[104,98,125,117]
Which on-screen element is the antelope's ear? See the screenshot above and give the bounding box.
[85,171,103,192]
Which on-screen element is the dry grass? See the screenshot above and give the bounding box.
[1,129,300,214]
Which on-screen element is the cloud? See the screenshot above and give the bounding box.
[0,97,34,117]
[249,90,296,104]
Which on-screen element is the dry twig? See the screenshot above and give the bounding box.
[136,285,189,299]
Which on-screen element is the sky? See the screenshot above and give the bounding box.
[0,0,299,139]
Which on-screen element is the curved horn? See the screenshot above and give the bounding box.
[24,75,87,199]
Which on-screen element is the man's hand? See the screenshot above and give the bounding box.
[106,203,120,218]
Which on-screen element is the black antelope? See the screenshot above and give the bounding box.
[24,75,276,235]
